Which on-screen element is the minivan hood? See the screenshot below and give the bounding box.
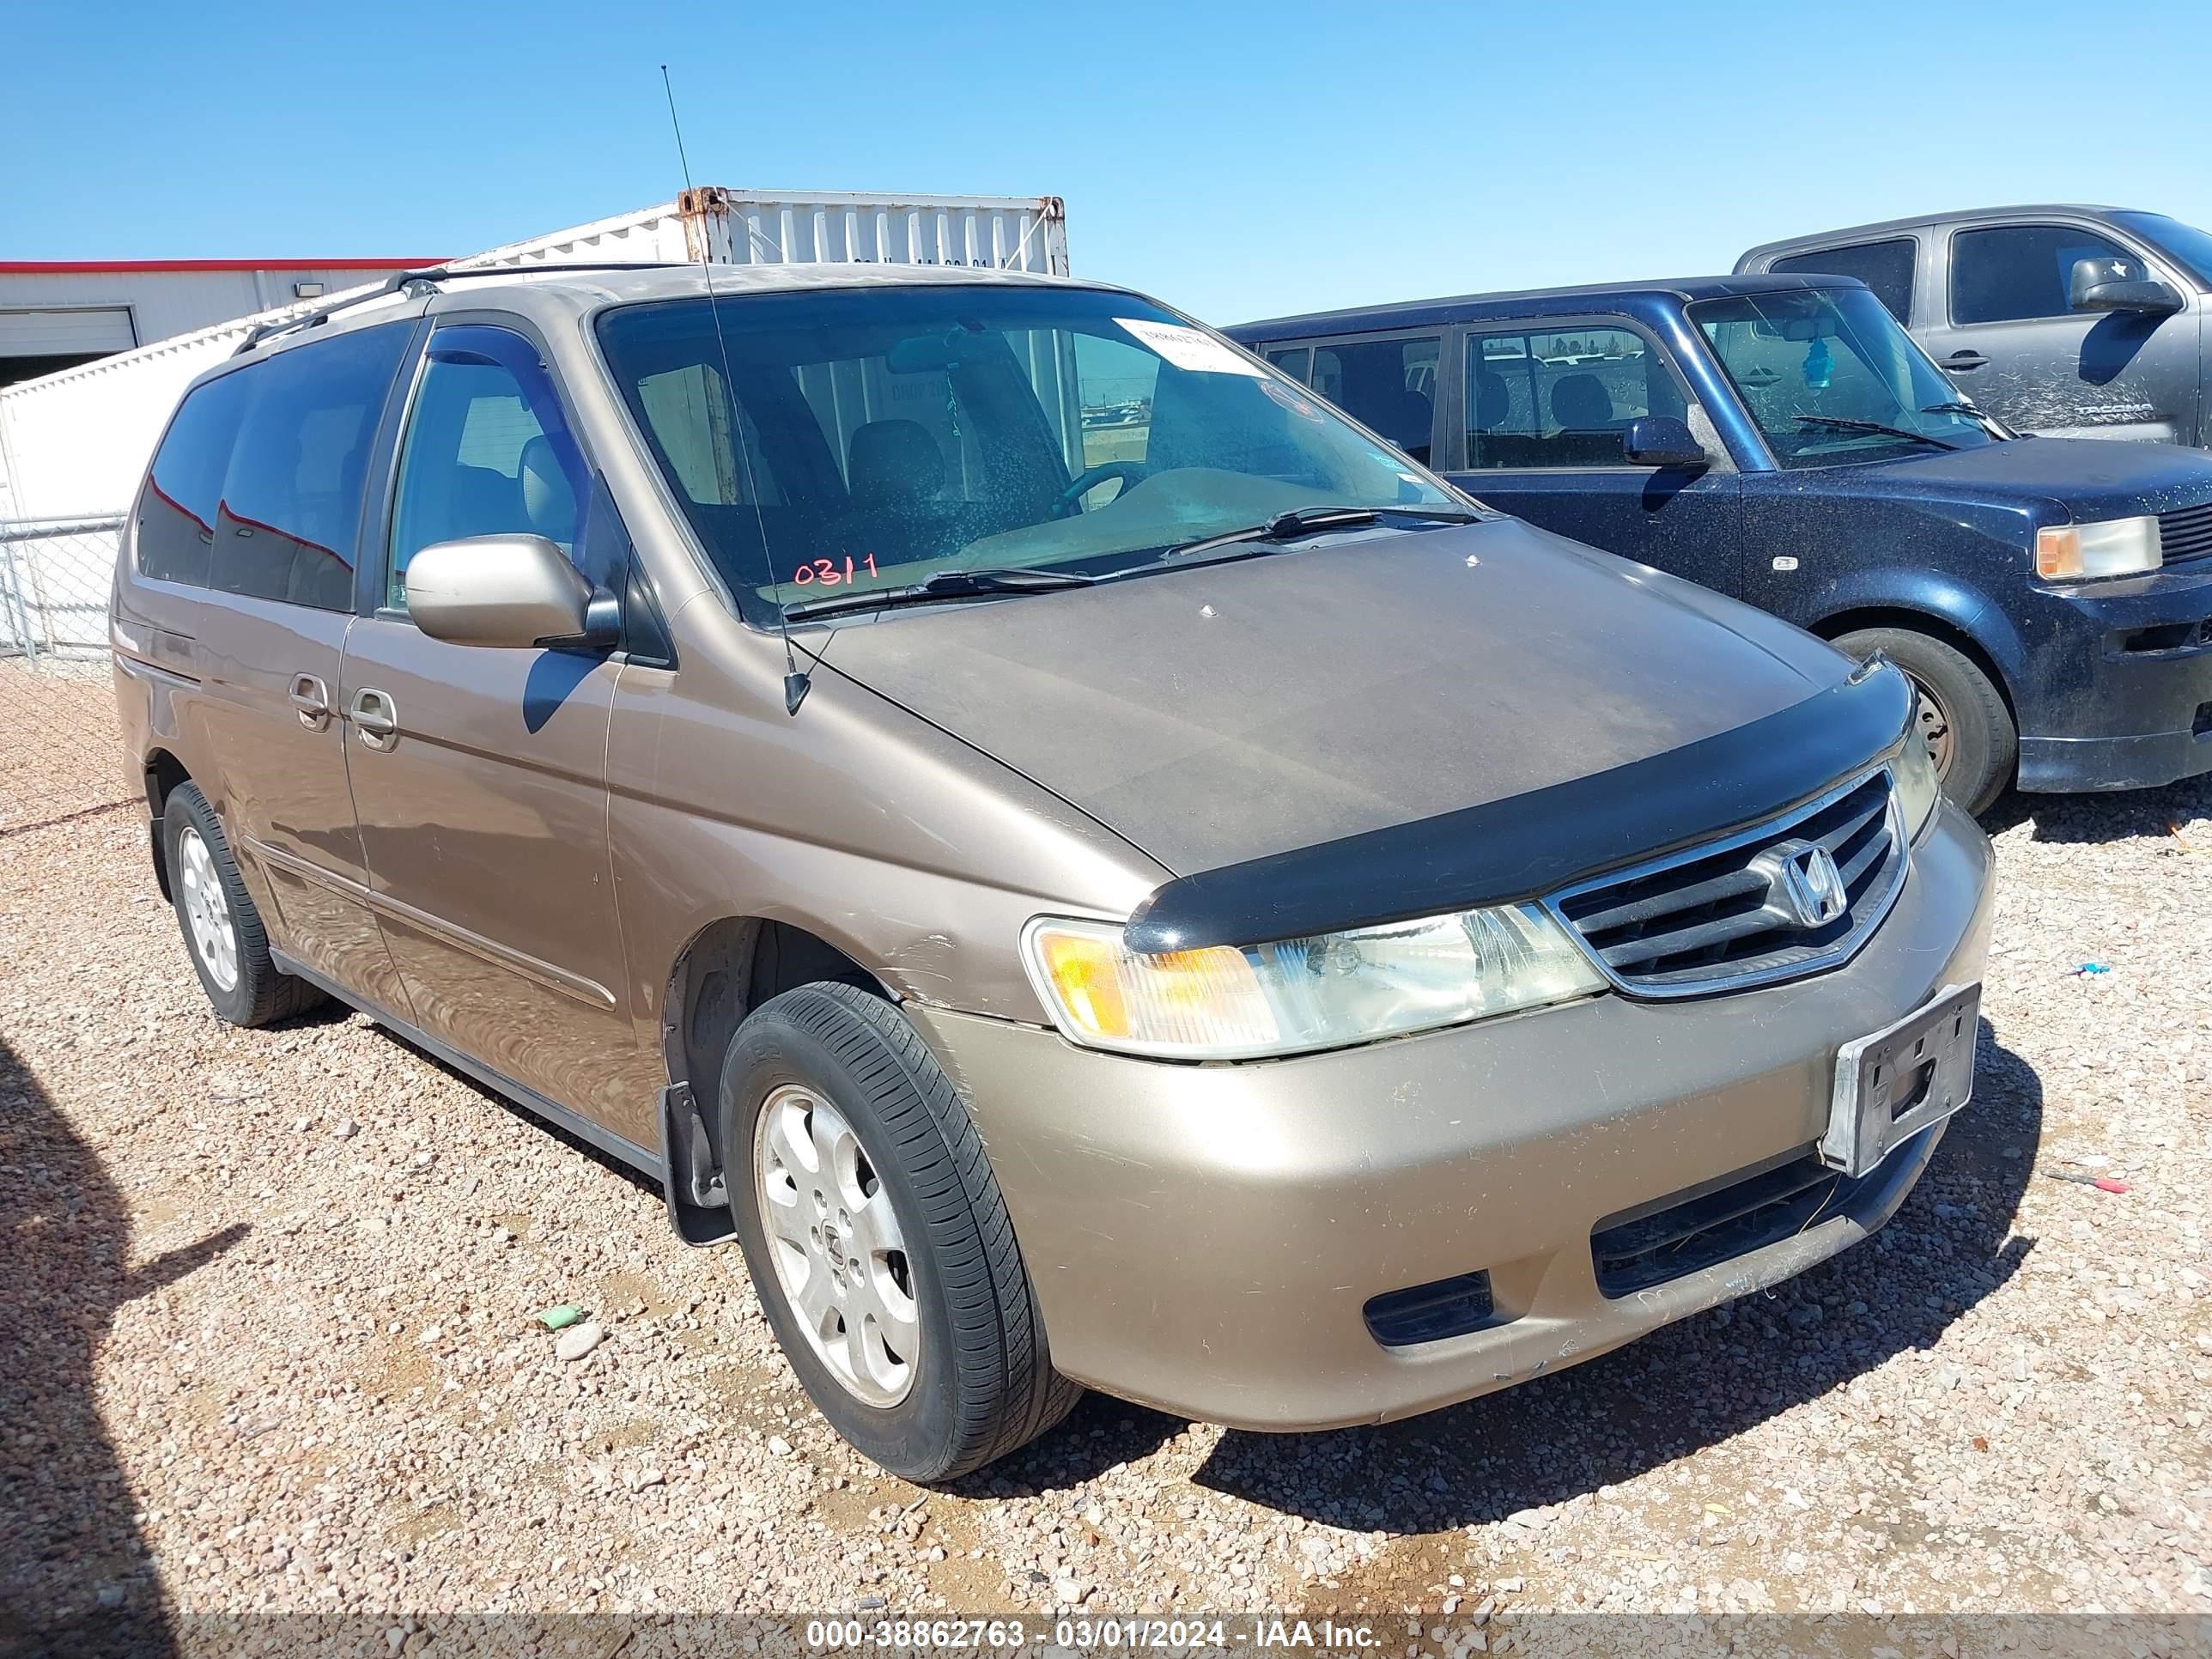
[1838,434,2212,522]
[811,519,1849,875]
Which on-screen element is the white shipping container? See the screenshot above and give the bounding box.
[0,187,1068,520]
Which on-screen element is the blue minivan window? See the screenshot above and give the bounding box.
[1465,326,1683,469]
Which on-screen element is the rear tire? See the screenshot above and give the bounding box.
[1832,627,2014,812]
[721,982,1080,1481]
[162,783,326,1027]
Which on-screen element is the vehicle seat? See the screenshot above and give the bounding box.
[519,434,578,548]
[1474,371,1512,432]
[1549,374,1616,432]
[1547,374,1627,465]
[848,420,945,505]
[831,419,971,565]
[1368,388,1433,464]
[439,462,526,540]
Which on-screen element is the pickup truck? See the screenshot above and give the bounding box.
[1735,205,2212,448]
[1227,274,2212,810]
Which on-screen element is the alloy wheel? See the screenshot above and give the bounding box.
[752,1084,920,1407]
[178,825,240,992]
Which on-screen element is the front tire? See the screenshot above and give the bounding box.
[721,982,1079,1481]
[162,783,326,1027]
[1833,627,2015,812]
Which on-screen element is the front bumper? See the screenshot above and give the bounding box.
[2016,563,2212,793]
[909,804,1993,1431]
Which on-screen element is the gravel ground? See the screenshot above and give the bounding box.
[3,774,2209,1654]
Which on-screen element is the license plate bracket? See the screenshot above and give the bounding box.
[1822,982,1980,1178]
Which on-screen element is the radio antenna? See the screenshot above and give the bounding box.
[660,64,810,714]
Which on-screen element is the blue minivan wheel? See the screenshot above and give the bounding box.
[1834,628,2014,813]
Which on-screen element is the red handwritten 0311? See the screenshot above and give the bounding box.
[791,555,880,587]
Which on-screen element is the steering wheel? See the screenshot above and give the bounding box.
[1056,461,1146,513]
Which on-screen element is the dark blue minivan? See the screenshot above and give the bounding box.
[1228,275,2212,809]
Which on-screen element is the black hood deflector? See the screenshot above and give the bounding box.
[1123,663,1916,953]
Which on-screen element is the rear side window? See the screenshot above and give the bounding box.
[137,372,252,586]
[1950,225,2133,325]
[208,323,411,610]
[1310,337,1439,463]
[1463,325,1684,468]
[1771,238,1917,322]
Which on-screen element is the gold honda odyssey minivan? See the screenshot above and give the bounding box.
[113,262,1991,1480]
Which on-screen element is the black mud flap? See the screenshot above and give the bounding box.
[660,1083,738,1247]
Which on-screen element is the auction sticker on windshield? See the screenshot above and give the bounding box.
[1116,317,1267,377]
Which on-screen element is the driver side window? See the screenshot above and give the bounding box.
[387,328,589,611]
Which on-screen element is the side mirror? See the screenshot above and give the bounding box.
[1622,416,1711,470]
[2069,256,2183,316]
[404,534,601,649]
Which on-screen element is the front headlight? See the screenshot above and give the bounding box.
[1022,906,1605,1060]
[2035,514,2162,580]
[1891,717,1943,842]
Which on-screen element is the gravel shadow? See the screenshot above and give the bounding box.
[1185,1026,2043,1532]
[1979,770,2211,846]
[1,1035,249,1657]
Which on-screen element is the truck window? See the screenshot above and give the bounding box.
[2109,211,2212,288]
[210,323,411,611]
[1771,239,1916,323]
[1463,326,1683,468]
[137,369,253,587]
[1950,225,2134,325]
[1263,345,1310,383]
[1310,337,1438,463]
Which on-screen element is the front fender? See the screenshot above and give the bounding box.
[1807,568,2026,699]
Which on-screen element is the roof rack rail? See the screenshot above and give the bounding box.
[231,261,692,356]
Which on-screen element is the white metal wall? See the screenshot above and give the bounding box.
[0,267,428,359]
[0,190,1070,519]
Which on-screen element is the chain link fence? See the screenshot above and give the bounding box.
[0,514,131,835]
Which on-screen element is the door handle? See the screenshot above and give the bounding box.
[287,672,332,731]
[349,687,399,750]
[1942,351,1988,372]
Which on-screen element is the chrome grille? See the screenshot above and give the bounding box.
[1548,769,1905,996]
[2160,501,2212,566]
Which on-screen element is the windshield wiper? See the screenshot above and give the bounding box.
[1792,414,1960,451]
[1921,401,2014,440]
[1163,503,1478,563]
[781,566,1094,623]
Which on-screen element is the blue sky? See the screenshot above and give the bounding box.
[11,0,2211,326]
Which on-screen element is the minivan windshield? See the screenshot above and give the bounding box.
[596,285,1460,625]
[1689,286,1998,469]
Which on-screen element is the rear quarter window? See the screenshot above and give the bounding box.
[1771,238,1917,322]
